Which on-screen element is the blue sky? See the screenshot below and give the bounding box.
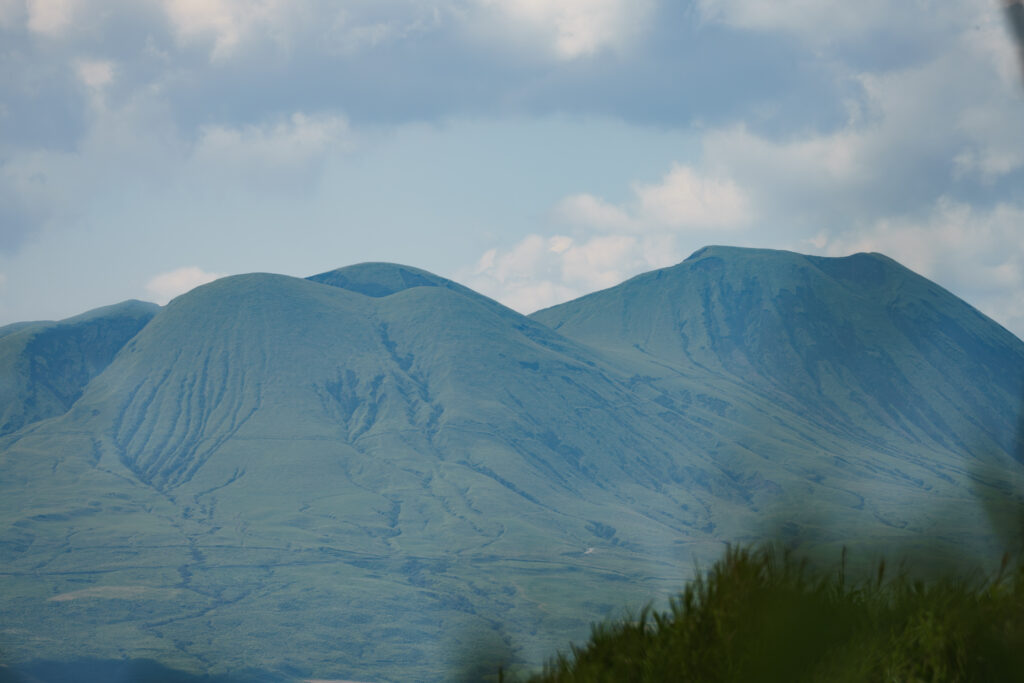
[1,0,1023,338]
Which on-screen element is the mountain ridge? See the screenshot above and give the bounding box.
[1,246,1021,682]
[0,299,160,437]
[532,246,1024,462]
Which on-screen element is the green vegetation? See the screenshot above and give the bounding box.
[2,253,1021,681]
[0,299,158,436]
[527,545,1024,682]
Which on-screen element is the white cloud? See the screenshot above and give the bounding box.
[469,161,753,313]
[693,16,1024,231]
[0,81,351,257]
[559,233,643,287]
[951,73,1024,181]
[466,4,1024,328]
[159,0,291,60]
[555,193,636,232]
[469,162,750,313]
[970,5,1024,89]
[700,123,870,227]
[157,0,652,62]
[696,0,878,36]
[684,15,1024,339]
[325,19,399,54]
[192,112,349,187]
[145,266,225,304]
[465,230,683,314]
[468,236,578,312]
[472,191,1024,338]
[195,112,348,165]
[557,164,751,233]
[695,0,970,44]
[634,164,750,229]
[320,5,445,56]
[473,0,653,59]
[819,198,1024,339]
[26,0,77,36]
[20,0,653,63]
[74,59,114,90]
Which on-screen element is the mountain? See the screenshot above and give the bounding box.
[1,249,1022,682]
[0,300,159,437]
[531,247,1024,550]
[531,246,1023,462]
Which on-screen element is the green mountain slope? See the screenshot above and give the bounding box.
[1,251,1022,682]
[1,269,740,681]
[307,261,479,298]
[532,245,1024,470]
[0,300,159,437]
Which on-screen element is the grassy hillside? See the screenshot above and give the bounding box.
[1,252,1021,681]
[527,545,1024,682]
[532,246,1024,463]
[0,300,158,436]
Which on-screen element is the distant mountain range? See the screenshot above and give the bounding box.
[1,246,1022,682]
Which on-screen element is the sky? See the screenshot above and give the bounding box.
[1,0,1023,339]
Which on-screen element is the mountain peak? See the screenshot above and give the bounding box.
[678,245,912,291]
[2,248,1023,682]
[683,244,805,262]
[307,262,471,298]
[532,245,1024,464]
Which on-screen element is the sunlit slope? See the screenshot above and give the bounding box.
[531,246,1024,466]
[0,300,158,436]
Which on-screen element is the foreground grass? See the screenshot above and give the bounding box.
[524,546,1024,682]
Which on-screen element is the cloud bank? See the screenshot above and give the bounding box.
[0,0,1021,339]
